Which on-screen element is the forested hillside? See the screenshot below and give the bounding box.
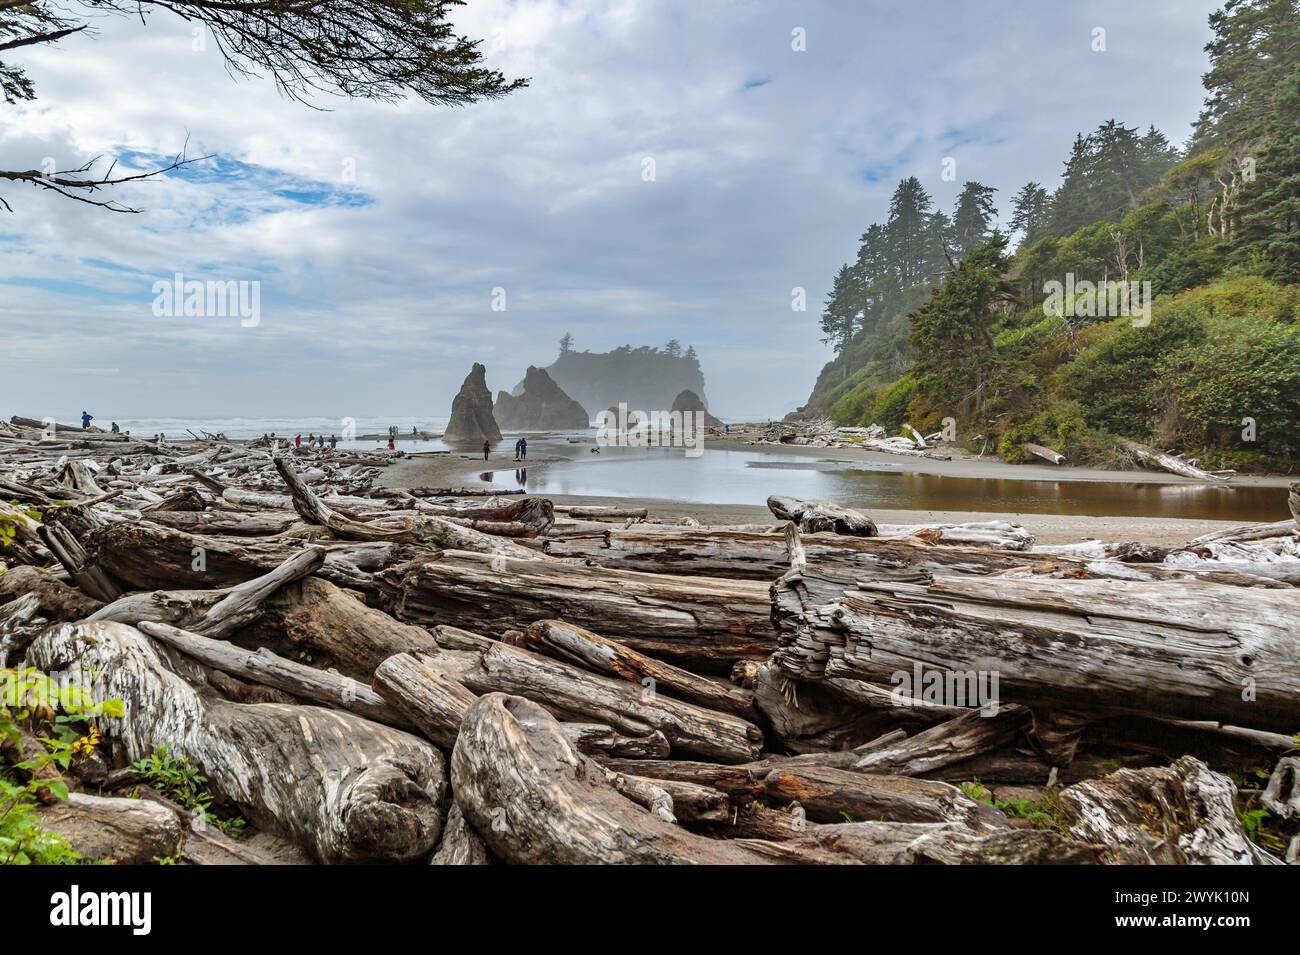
[800,0,1300,471]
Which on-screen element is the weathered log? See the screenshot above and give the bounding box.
[772,572,1300,732]
[0,593,47,667]
[763,765,1009,830]
[450,693,806,864]
[1022,442,1066,464]
[379,551,775,672]
[767,496,877,536]
[274,456,539,560]
[1060,756,1268,864]
[558,506,648,520]
[1187,518,1299,547]
[783,821,1103,865]
[89,547,326,638]
[547,525,1267,587]
[752,663,957,754]
[244,576,439,678]
[27,621,445,864]
[373,652,477,749]
[36,793,183,865]
[1120,438,1230,483]
[428,626,763,763]
[429,803,492,865]
[562,723,671,759]
[372,652,672,758]
[518,620,756,718]
[1261,756,1299,821]
[138,621,407,728]
[85,518,417,593]
[0,565,102,621]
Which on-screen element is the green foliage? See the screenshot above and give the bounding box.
[1,668,122,865]
[801,3,1300,470]
[959,779,1069,833]
[131,745,247,838]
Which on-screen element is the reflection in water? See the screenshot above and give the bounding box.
[515,468,528,487]
[502,448,1289,522]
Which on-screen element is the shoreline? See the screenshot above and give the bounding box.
[377,431,1292,546]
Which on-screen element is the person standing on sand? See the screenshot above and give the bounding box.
[513,437,522,461]
[81,411,93,430]
[294,434,301,448]
[483,439,491,461]
[387,434,395,451]
[519,436,528,461]
[329,434,337,449]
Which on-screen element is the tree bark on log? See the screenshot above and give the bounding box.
[26,621,446,864]
[762,765,1010,830]
[1022,442,1066,464]
[88,548,326,639]
[427,626,764,763]
[273,456,540,560]
[449,693,811,864]
[767,496,877,536]
[1060,756,1267,864]
[244,576,440,678]
[772,573,1300,732]
[378,551,775,672]
[1120,438,1231,483]
[36,793,183,865]
[139,621,408,728]
[516,620,756,718]
[429,803,492,865]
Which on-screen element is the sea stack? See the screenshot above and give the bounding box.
[443,363,502,443]
[495,366,590,431]
[671,388,723,427]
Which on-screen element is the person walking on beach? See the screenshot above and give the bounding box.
[483,439,491,461]
[294,434,302,448]
[513,437,522,461]
[519,436,528,461]
[387,434,395,451]
[329,433,337,450]
[81,411,93,430]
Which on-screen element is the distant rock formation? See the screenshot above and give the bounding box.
[671,389,723,427]
[522,344,711,420]
[443,363,501,444]
[494,367,590,431]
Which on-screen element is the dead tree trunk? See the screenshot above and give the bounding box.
[27,621,446,864]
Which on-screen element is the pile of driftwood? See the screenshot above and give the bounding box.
[2,414,1298,865]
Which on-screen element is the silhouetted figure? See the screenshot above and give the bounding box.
[519,436,528,461]
[329,434,337,449]
[483,439,491,461]
[110,422,120,433]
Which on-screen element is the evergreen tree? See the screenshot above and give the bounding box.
[908,233,1016,421]
[819,263,862,379]
[559,332,574,354]
[1236,67,1300,279]
[1194,0,1300,149]
[1008,182,1051,247]
[951,181,999,258]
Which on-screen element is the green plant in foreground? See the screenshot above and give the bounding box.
[131,745,248,838]
[960,778,1069,833]
[2,667,123,865]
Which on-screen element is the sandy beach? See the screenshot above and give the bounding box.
[378,431,1293,546]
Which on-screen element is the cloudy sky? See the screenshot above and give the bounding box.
[1,0,1219,420]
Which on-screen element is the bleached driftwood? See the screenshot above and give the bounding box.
[27,621,446,864]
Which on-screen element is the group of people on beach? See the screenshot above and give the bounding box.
[480,436,528,461]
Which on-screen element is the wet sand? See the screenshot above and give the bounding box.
[378,433,1292,546]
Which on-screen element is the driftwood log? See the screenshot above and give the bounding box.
[772,572,1300,732]
[378,551,775,672]
[27,621,446,864]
